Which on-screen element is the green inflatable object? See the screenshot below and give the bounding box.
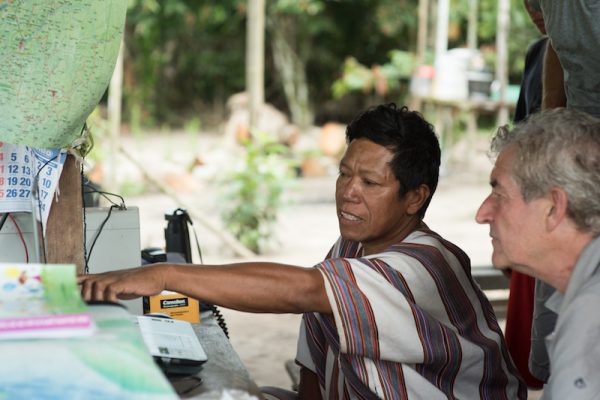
[0,1,127,148]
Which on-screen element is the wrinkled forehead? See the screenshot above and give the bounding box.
[491,148,521,191]
[341,138,395,173]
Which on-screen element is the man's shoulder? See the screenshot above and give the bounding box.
[390,229,461,254]
[327,229,468,263]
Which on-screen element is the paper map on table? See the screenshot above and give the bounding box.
[0,263,94,339]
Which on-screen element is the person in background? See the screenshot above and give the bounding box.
[476,107,600,399]
[502,0,548,389]
[522,0,600,384]
[79,104,525,399]
[530,0,600,116]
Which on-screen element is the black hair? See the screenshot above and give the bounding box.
[345,103,441,218]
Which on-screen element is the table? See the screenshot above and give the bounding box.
[173,311,264,399]
[0,303,177,399]
[418,97,516,171]
[0,304,264,399]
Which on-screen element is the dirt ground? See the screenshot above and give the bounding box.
[107,132,542,398]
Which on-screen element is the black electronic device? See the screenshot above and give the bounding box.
[142,247,168,264]
[164,208,193,263]
[161,208,229,338]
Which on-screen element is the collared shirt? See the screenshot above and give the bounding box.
[296,229,525,399]
[541,236,600,400]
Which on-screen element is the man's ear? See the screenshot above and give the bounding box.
[546,187,569,231]
[406,184,430,215]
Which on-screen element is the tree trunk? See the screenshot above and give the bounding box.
[269,14,313,129]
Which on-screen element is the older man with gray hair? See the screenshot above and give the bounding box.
[476,107,600,399]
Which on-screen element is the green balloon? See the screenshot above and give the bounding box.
[0,1,127,148]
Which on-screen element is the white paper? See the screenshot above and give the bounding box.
[0,142,66,230]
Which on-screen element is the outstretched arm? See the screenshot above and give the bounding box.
[77,262,332,314]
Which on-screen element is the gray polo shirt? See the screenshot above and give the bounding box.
[541,236,600,399]
[540,1,600,118]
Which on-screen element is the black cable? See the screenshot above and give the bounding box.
[207,304,229,338]
[0,213,8,232]
[170,209,226,337]
[182,211,203,264]
[82,165,89,274]
[186,217,226,337]
[85,204,119,268]
[83,189,125,208]
[82,177,127,273]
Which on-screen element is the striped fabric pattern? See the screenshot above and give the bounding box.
[297,229,526,399]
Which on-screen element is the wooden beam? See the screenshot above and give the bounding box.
[106,40,124,193]
[467,0,478,50]
[45,155,84,272]
[434,0,450,65]
[246,0,266,131]
[496,0,510,126]
[416,0,429,67]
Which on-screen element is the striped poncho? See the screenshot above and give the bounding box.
[296,228,526,399]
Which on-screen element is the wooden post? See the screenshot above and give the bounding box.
[246,0,266,132]
[44,155,84,272]
[496,0,510,126]
[416,0,429,67]
[106,39,124,193]
[410,0,430,111]
[467,0,478,50]
[434,0,449,66]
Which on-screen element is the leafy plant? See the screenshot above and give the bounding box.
[219,133,296,254]
[332,50,415,99]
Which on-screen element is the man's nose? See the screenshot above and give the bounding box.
[475,195,493,224]
[342,178,360,201]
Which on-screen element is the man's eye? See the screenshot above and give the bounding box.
[363,179,376,186]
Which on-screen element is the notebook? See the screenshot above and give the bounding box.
[136,315,207,375]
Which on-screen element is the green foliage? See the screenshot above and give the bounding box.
[117,0,544,128]
[184,116,202,134]
[219,133,296,254]
[271,0,324,15]
[332,50,415,99]
[123,0,247,128]
[331,58,372,99]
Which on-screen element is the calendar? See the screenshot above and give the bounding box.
[0,142,66,229]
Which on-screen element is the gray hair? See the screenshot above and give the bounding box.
[490,108,600,235]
